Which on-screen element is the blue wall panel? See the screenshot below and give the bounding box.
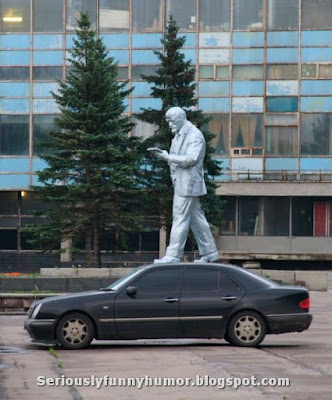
[132,98,162,112]
[199,32,230,48]
[33,158,48,172]
[232,32,264,47]
[266,158,298,171]
[212,158,229,181]
[266,81,298,96]
[199,81,229,97]
[33,83,59,97]
[301,80,332,95]
[199,98,229,112]
[182,33,197,48]
[199,49,229,64]
[302,31,332,47]
[232,49,264,64]
[132,50,159,64]
[33,51,63,65]
[0,99,29,113]
[179,49,196,63]
[66,35,76,49]
[300,158,332,171]
[232,97,264,112]
[0,174,29,189]
[33,35,63,49]
[301,97,332,112]
[0,35,30,49]
[108,50,129,64]
[101,34,129,48]
[0,158,30,173]
[302,48,332,62]
[0,51,30,65]
[267,32,298,47]
[132,82,153,97]
[267,48,298,63]
[0,83,29,97]
[232,81,264,96]
[267,97,298,112]
[33,99,59,113]
[132,34,162,48]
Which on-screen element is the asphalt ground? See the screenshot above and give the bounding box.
[0,288,331,399]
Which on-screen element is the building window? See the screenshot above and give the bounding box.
[262,198,290,236]
[268,0,299,30]
[266,97,298,113]
[319,65,332,78]
[302,64,317,79]
[207,114,229,155]
[33,115,56,155]
[199,65,229,80]
[233,0,264,30]
[33,67,63,81]
[239,197,259,236]
[292,198,313,236]
[0,0,30,32]
[313,202,332,237]
[99,0,129,32]
[199,0,230,31]
[232,65,264,80]
[0,115,29,155]
[219,197,236,235]
[0,230,17,250]
[0,192,18,215]
[166,0,197,31]
[231,114,263,148]
[132,118,157,139]
[267,64,298,80]
[133,0,163,32]
[132,66,158,80]
[0,67,30,81]
[266,127,298,156]
[302,0,332,30]
[301,113,332,156]
[66,0,97,31]
[33,0,63,32]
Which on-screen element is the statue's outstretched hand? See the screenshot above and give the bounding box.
[147,148,169,161]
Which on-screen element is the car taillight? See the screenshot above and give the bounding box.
[299,297,310,310]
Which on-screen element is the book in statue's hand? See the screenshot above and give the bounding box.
[147,147,163,153]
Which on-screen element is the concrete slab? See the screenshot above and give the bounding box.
[295,271,328,291]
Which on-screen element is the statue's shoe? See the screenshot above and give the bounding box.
[194,251,220,263]
[153,255,181,264]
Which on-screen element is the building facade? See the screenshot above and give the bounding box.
[1,0,332,262]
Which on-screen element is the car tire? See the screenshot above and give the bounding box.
[56,312,94,350]
[226,311,266,347]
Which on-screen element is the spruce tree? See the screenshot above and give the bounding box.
[28,13,142,267]
[138,14,223,248]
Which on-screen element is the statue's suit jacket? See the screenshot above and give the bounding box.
[168,120,207,197]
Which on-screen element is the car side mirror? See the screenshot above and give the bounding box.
[126,286,137,297]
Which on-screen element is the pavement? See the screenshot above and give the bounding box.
[0,277,332,400]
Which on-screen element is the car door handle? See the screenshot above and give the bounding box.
[164,298,179,303]
[221,296,238,301]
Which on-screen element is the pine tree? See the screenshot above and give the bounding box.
[28,13,142,267]
[138,14,223,246]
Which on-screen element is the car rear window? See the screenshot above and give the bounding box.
[223,266,278,289]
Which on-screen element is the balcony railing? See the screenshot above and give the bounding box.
[216,170,332,182]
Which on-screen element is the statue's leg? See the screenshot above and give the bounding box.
[190,198,218,256]
[165,195,195,258]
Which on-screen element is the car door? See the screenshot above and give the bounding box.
[179,266,244,338]
[114,266,181,339]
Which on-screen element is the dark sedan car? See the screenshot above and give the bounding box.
[24,263,312,350]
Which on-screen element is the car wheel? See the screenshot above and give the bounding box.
[226,311,266,347]
[56,312,94,350]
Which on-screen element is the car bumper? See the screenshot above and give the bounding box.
[266,313,312,334]
[24,319,56,343]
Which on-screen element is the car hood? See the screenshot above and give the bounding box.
[34,290,115,305]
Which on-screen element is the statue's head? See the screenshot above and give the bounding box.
[165,107,187,135]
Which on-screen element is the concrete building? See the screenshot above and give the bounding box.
[1,0,332,264]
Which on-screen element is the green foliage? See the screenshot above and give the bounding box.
[137,14,224,233]
[27,13,144,267]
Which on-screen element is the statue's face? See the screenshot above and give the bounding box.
[166,113,185,135]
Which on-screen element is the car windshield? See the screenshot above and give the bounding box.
[106,268,144,291]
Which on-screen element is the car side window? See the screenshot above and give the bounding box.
[182,268,219,293]
[219,273,242,292]
[134,268,180,294]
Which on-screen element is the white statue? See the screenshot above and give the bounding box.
[148,107,219,264]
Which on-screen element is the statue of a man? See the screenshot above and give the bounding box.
[148,106,219,264]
